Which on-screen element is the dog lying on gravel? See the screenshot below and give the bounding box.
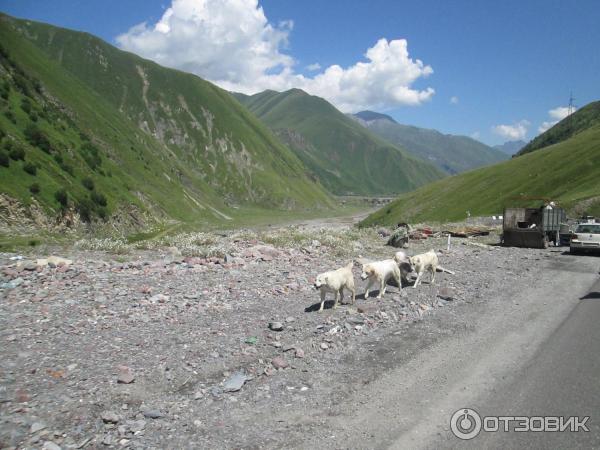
[408,249,439,288]
[361,259,402,299]
[314,262,356,311]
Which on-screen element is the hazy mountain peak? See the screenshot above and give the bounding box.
[354,110,397,124]
[493,140,526,155]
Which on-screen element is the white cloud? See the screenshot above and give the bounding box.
[538,105,576,133]
[548,106,572,121]
[450,96,459,104]
[492,120,530,140]
[306,63,321,71]
[470,131,480,140]
[116,0,435,112]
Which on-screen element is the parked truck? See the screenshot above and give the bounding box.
[502,206,566,248]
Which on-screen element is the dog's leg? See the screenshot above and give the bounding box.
[414,271,422,288]
[319,290,326,312]
[337,288,343,308]
[394,269,402,291]
[377,278,385,298]
[350,285,356,304]
[333,290,339,309]
[430,266,436,285]
[364,279,373,299]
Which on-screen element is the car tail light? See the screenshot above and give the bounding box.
[571,234,578,239]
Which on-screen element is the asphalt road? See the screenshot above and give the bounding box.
[326,251,600,449]
[468,275,600,449]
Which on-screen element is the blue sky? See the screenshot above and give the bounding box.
[1,0,598,145]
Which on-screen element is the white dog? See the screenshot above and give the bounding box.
[393,251,412,286]
[361,259,401,299]
[314,262,356,311]
[408,250,439,288]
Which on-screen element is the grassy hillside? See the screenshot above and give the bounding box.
[518,101,600,156]
[234,89,444,196]
[353,111,508,174]
[360,120,600,226]
[0,14,332,230]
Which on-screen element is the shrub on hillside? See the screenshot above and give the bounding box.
[20,98,31,114]
[79,142,102,171]
[91,191,107,207]
[23,162,37,175]
[24,124,52,153]
[54,188,68,207]
[82,176,95,191]
[29,183,40,194]
[4,110,16,124]
[60,163,74,176]
[9,146,25,161]
[0,151,9,167]
[76,198,94,222]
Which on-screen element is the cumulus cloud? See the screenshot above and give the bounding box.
[306,63,321,71]
[450,96,459,104]
[538,105,576,133]
[492,120,530,140]
[116,0,435,112]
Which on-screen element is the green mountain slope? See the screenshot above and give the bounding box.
[0,14,332,229]
[517,101,600,156]
[234,89,445,196]
[360,115,600,226]
[352,111,508,174]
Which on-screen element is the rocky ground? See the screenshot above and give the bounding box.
[0,223,556,449]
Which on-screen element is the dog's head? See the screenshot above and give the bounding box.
[360,264,374,280]
[314,273,328,290]
[393,251,408,265]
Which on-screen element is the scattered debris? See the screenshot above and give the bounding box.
[101,411,120,424]
[223,371,249,392]
[268,322,284,331]
[271,357,289,369]
[142,409,165,419]
[117,365,135,384]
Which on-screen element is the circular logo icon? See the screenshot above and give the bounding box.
[450,408,482,440]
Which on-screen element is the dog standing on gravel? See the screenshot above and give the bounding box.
[361,259,402,299]
[408,250,439,288]
[393,251,412,287]
[314,262,356,311]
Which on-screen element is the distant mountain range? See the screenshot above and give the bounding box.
[361,100,600,225]
[351,111,508,175]
[493,140,526,155]
[234,89,445,196]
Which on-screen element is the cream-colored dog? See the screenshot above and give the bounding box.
[314,262,356,311]
[361,259,401,299]
[409,250,439,288]
[393,251,412,286]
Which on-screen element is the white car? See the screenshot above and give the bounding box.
[570,223,600,254]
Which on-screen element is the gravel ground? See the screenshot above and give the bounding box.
[0,225,555,449]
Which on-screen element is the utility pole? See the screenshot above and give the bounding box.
[568,92,576,130]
